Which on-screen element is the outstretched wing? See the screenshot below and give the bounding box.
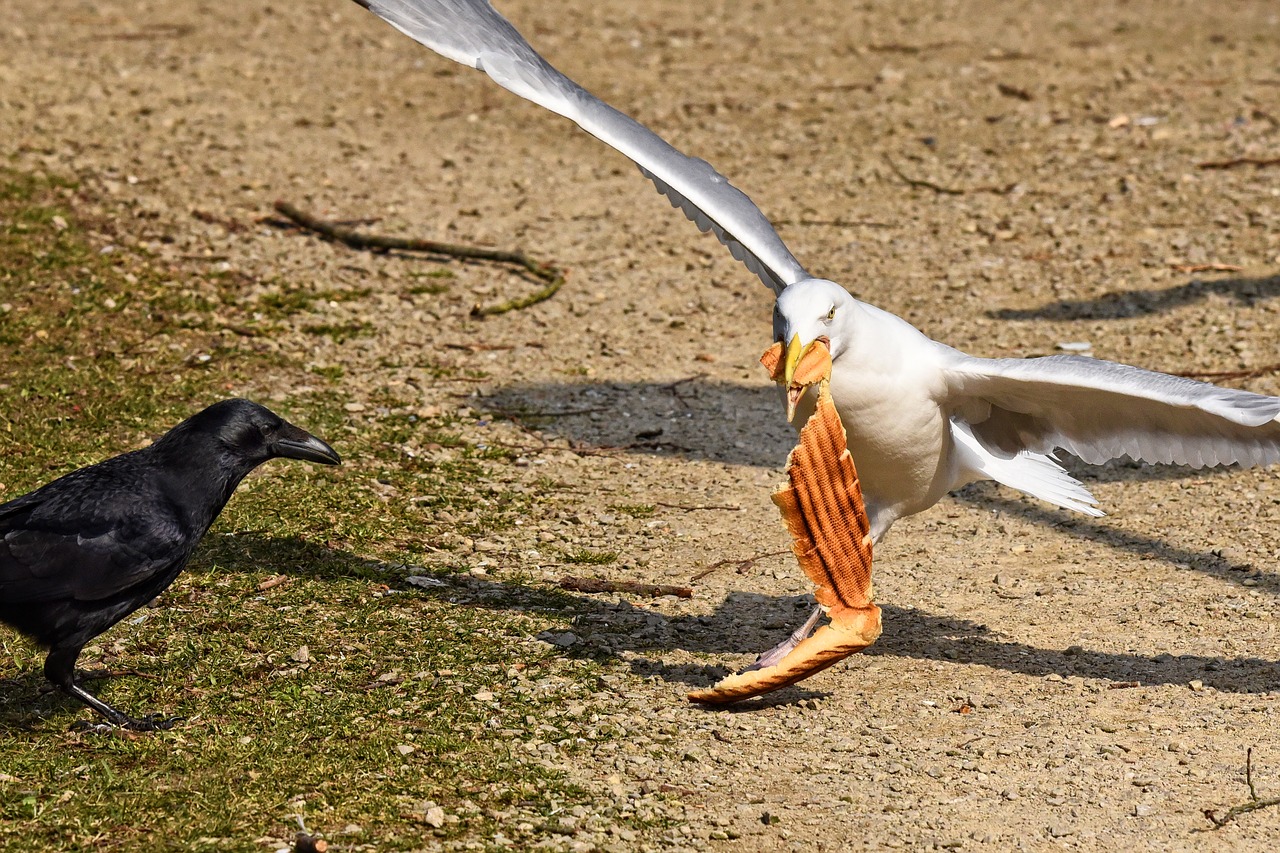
[353,0,811,294]
[942,350,1280,468]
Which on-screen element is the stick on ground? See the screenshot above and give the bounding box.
[1204,747,1280,829]
[272,201,565,316]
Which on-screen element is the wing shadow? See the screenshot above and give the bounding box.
[479,379,794,468]
[988,273,1280,321]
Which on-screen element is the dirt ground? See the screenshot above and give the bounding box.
[5,0,1280,849]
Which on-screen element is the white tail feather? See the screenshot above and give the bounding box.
[951,419,1104,517]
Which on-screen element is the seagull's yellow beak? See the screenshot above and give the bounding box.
[773,335,833,422]
[783,334,805,388]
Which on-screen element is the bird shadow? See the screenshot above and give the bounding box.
[478,378,795,468]
[4,534,1274,725]
[987,273,1280,321]
[398,572,1280,700]
[0,668,150,730]
[479,379,1278,596]
[952,479,1280,593]
[198,536,1280,699]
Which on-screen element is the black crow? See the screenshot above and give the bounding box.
[0,399,340,730]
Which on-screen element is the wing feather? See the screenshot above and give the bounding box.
[943,352,1280,468]
[355,0,809,293]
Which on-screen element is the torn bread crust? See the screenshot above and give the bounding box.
[689,379,880,705]
[759,338,832,390]
[686,607,881,704]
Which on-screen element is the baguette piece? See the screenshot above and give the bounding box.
[688,376,880,704]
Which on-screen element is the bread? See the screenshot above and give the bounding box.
[688,375,880,705]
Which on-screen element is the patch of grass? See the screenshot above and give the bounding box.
[0,168,638,851]
[258,285,373,318]
[301,320,371,343]
[561,548,620,566]
[309,364,345,381]
[610,503,656,518]
[406,268,454,295]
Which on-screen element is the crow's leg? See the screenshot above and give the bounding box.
[44,647,180,732]
[742,603,824,672]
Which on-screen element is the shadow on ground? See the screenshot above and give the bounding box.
[987,273,1280,321]
[3,531,1276,727]
[481,379,1279,595]
[187,537,1280,699]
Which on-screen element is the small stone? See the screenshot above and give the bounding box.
[474,691,495,702]
[291,645,310,663]
[1134,804,1153,817]
[344,402,367,412]
[396,744,415,756]
[406,575,446,588]
[423,806,446,828]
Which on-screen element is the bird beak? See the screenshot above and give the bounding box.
[274,423,342,465]
[782,335,832,422]
[782,334,805,388]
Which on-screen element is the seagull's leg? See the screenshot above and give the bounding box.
[742,604,825,672]
[44,646,180,732]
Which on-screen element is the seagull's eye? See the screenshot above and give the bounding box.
[826,306,836,321]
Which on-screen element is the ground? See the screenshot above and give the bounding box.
[2,0,1280,850]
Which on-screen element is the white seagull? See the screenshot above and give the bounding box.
[352,0,1280,663]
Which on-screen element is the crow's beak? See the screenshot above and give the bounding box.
[274,423,341,465]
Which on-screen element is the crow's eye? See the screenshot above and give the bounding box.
[258,422,275,436]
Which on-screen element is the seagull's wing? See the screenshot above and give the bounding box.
[353,0,810,294]
[941,350,1280,468]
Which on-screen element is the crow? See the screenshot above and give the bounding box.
[0,399,340,730]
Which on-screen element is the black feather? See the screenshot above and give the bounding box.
[0,399,339,730]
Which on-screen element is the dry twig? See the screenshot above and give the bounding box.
[691,549,791,581]
[272,201,565,316]
[654,501,741,512]
[1204,747,1280,829]
[883,156,1017,196]
[996,82,1033,101]
[559,576,693,598]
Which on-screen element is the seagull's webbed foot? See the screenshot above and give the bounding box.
[743,604,825,672]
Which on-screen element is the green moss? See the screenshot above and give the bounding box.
[561,548,620,566]
[0,168,635,851]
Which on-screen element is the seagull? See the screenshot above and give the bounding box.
[351,0,1280,663]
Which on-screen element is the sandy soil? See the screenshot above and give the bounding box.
[4,0,1280,849]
